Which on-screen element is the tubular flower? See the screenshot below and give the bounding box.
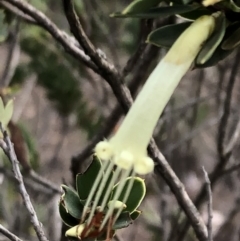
[82,15,215,230]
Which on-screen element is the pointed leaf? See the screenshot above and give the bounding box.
[113,212,132,230]
[61,185,83,219]
[111,177,146,213]
[196,12,226,65]
[195,45,233,68]
[76,155,102,200]
[177,7,212,20]
[147,22,191,48]
[112,5,198,18]
[59,202,80,227]
[117,0,161,15]
[130,210,142,220]
[219,0,240,12]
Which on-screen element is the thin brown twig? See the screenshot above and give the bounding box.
[0,224,23,241]
[0,124,48,241]
[202,167,213,241]
[2,0,98,72]
[122,19,153,77]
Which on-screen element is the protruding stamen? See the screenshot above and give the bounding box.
[112,170,136,225]
[81,160,109,221]
[100,168,132,229]
[99,166,122,212]
[87,160,115,224]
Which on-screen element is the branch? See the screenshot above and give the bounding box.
[2,0,98,72]
[0,124,48,241]
[202,167,213,241]
[0,224,23,241]
[122,19,153,77]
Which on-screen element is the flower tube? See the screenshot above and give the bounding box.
[96,15,215,174]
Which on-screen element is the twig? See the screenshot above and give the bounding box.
[62,0,120,80]
[0,1,37,25]
[149,141,208,241]
[224,118,240,155]
[29,170,61,194]
[0,124,48,241]
[122,19,153,77]
[202,167,213,241]
[2,0,98,72]
[0,224,23,241]
[220,163,240,176]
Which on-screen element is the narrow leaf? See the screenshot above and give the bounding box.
[112,5,198,18]
[61,185,83,219]
[147,22,191,48]
[196,12,226,65]
[59,202,80,227]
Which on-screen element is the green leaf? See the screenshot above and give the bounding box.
[61,185,83,219]
[115,0,162,15]
[0,98,14,128]
[112,5,198,18]
[195,45,233,68]
[112,177,146,213]
[59,202,80,227]
[196,12,226,65]
[177,7,212,20]
[219,0,240,12]
[113,212,132,230]
[130,210,142,220]
[147,22,191,48]
[76,156,102,200]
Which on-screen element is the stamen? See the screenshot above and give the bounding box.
[81,160,109,221]
[87,160,115,224]
[112,170,136,225]
[100,168,132,229]
[99,166,122,212]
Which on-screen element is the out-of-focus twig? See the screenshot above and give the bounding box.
[122,19,153,77]
[0,124,48,241]
[2,0,98,72]
[202,167,213,241]
[0,224,23,241]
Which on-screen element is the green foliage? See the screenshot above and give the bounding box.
[61,185,84,219]
[112,0,240,68]
[0,97,13,129]
[147,22,191,48]
[195,12,226,65]
[112,5,197,18]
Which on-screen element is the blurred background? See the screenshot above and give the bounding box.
[0,1,240,241]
